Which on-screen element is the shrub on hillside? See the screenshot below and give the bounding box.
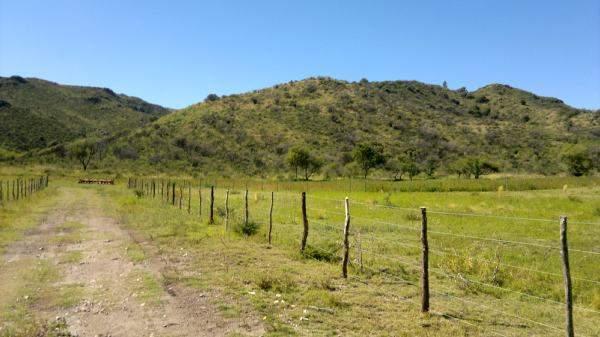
[113,146,139,160]
[235,221,260,236]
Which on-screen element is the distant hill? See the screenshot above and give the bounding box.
[0,76,169,153]
[102,77,598,176]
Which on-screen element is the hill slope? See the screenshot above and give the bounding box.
[0,76,169,153]
[103,77,597,176]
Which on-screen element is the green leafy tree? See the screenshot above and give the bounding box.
[449,158,472,178]
[468,158,499,179]
[352,143,386,179]
[423,158,438,179]
[303,157,323,180]
[287,148,308,180]
[70,140,97,171]
[563,148,593,176]
[286,148,323,180]
[403,161,420,181]
[385,158,404,181]
[451,157,499,179]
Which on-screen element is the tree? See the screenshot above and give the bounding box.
[451,157,499,179]
[287,148,308,180]
[423,158,438,179]
[204,94,220,102]
[563,148,593,176]
[303,156,323,180]
[352,143,386,179]
[449,158,472,178]
[286,148,322,180]
[403,161,420,181]
[70,140,97,171]
[442,80,448,89]
[385,158,404,181]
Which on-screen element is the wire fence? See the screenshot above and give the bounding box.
[0,175,49,206]
[127,177,600,337]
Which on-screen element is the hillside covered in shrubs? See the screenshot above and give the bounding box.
[0,76,169,155]
[11,76,600,178]
[102,77,599,177]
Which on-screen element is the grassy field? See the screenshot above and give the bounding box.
[116,175,599,336]
[1,175,599,336]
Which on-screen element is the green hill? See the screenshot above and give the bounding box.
[101,77,598,176]
[0,76,169,154]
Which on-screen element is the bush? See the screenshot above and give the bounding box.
[113,146,139,160]
[563,148,593,176]
[235,220,260,236]
[303,242,341,262]
[255,273,296,292]
[204,94,220,102]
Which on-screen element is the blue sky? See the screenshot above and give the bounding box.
[1,0,599,109]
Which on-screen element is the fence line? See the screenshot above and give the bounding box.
[0,175,49,207]
[299,193,600,226]
[306,205,600,256]
[126,177,599,336]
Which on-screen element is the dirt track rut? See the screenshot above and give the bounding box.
[1,187,264,337]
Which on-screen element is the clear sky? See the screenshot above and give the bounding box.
[1,0,599,109]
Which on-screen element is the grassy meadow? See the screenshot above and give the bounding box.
[115,175,599,336]
[1,172,599,336]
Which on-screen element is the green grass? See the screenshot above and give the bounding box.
[127,270,163,307]
[58,250,83,264]
[107,177,600,336]
[125,242,147,263]
[2,176,598,336]
[0,182,59,254]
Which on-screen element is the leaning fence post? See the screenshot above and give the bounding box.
[225,189,230,231]
[420,207,429,313]
[244,189,249,226]
[342,197,351,278]
[209,186,214,224]
[301,192,309,252]
[560,216,574,337]
[268,191,274,245]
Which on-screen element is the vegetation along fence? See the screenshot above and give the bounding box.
[0,175,49,206]
[127,177,599,337]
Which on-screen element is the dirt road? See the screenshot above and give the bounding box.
[0,187,264,337]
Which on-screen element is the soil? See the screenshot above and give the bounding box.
[0,187,264,337]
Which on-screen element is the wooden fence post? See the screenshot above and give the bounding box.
[342,197,351,278]
[209,186,214,224]
[244,189,249,226]
[179,185,183,209]
[225,189,230,231]
[301,192,309,252]
[268,191,274,245]
[188,184,191,214]
[420,207,429,313]
[172,182,176,206]
[560,216,574,337]
[166,181,170,203]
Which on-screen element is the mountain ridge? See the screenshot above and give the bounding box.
[0,75,170,153]
[99,76,598,176]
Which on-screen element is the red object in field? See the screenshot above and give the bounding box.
[78,178,115,185]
